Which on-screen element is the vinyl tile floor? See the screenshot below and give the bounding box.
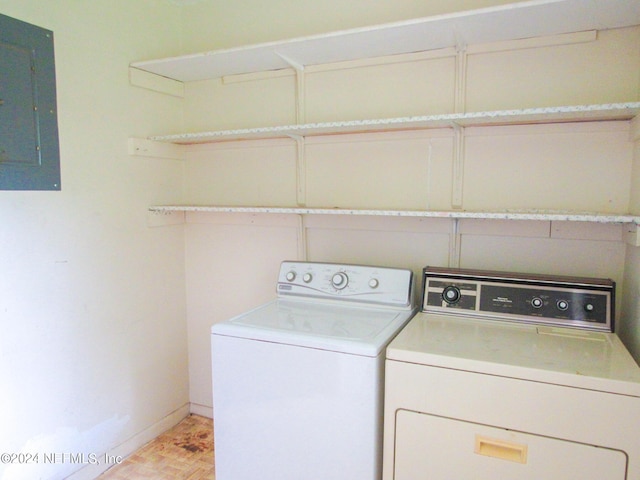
[97,414,215,479]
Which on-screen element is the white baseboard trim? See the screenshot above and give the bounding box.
[67,403,190,480]
[189,402,213,419]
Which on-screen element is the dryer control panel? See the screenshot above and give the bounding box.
[422,266,614,332]
[277,261,414,308]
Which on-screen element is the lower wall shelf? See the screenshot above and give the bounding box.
[148,205,640,225]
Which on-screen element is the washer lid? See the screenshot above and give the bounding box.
[387,312,640,396]
[212,299,414,357]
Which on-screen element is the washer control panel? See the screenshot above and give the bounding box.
[277,261,414,308]
[422,266,614,332]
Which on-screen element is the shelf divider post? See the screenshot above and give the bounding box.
[449,218,462,268]
[451,123,465,209]
[454,44,468,114]
[288,134,307,206]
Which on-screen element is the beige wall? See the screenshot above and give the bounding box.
[1,2,639,477]
[0,2,187,479]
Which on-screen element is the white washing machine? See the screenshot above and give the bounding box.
[211,261,416,480]
[383,267,640,480]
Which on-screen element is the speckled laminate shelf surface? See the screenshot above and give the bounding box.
[148,103,640,144]
[149,206,640,224]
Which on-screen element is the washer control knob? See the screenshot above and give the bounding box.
[286,271,296,282]
[557,300,569,311]
[442,286,461,304]
[584,303,595,312]
[531,297,543,309]
[332,272,349,290]
[368,278,379,289]
[303,273,313,283]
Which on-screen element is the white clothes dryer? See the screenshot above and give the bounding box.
[383,267,640,480]
[212,261,416,480]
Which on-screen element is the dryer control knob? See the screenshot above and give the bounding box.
[442,286,461,304]
[303,273,313,283]
[368,278,379,289]
[286,271,296,282]
[332,272,349,290]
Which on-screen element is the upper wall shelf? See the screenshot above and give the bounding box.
[149,103,640,144]
[131,0,640,82]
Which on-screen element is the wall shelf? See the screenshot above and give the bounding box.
[148,103,640,145]
[130,0,640,82]
[137,1,640,231]
[149,205,640,225]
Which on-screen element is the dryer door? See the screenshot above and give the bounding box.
[394,410,628,480]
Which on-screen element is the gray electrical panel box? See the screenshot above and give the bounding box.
[0,13,60,190]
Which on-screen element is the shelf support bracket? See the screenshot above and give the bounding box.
[630,114,640,142]
[128,137,184,160]
[454,44,468,113]
[449,218,461,268]
[287,134,306,206]
[626,224,640,246]
[296,214,308,261]
[275,52,306,124]
[451,123,465,209]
